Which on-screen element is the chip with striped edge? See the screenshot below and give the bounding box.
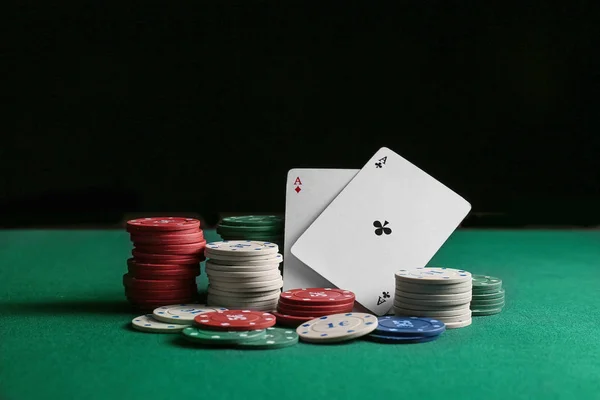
[296,313,377,343]
[194,310,276,331]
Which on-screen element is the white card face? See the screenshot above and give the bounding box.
[291,147,471,315]
[283,169,359,291]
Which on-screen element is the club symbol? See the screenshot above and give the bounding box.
[382,291,390,299]
[375,162,383,168]
[373,220,392,236]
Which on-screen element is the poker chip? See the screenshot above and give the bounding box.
[471,308,503,316]
[194,310,276,331]
[472,274,502,291]
[444,318,472,329]
[182,327,267,345]
[271,312,315,326]
[393,307,470,318]
[130,231,205,245]
[393,300,470,312]
[123,274,197,290]
[134,241,207,255]
[153,304,227,324]
[221,215,283,227]
[395,267,472,285]
[207,287,282,300]
[131,314,190,333]
[205,268,282,279]
[127,289,198,301]
[208,277,283,289]
[217,224,282,234]
[205,261,281,272]
[127,264,200,280]
[205,241,279,256]
[471,289,505,300]
[131,250,203,264]
[280,288,355,305]
[398,291,472,302]
[394,295,471,307]
[365,333,440,344]
[395,281,472,294]
[276,305,352,317]
[207,294,278,310]
[210,282,284,292]
[297,313,378,343]
[237,327,299,349]
[374,316,446,337]
[429,310,472,323]
[207,253,283,263]
[127,217,201,232]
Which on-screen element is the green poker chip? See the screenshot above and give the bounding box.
[472,275,502,291]
[470,302,505,311]
[220,215,283,227]
[217,225,283,235]
[470,297,505,307]
[182,327,266,345]
[236,327,298,350]
[471,308,503,316]
[471,289,505,300]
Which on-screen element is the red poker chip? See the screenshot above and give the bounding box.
[194,310,276,331]
[134,241,207,256]
[123,274,197,289]
[279,288,355,306]
[132,249,204,263]
[128,298,197,308]
[127,267,200,280]
[276,303,354,316]
[126,217,201,232]
[277,297,355,310]
[271,311,315,327]
[126,286,197,296]
[276,305,352,317]
[130,231,205,245]
[126,258,200,270]
[126,289,198,301]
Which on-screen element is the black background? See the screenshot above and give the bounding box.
[4,2,600,227]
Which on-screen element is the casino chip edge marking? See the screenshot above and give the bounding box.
[296,312,378,343]
[152,304,228,324]
[132,314,190,333]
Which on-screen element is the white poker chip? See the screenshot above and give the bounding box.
[206,274,282,284]
[296,313,378,343]
[208,277,283,289]
[394,294,471,307]
[395,267,472,285]
[205,241,279,256]
[208,254,283,265]
[207,287,281,300]
[205,261,281,272]
[445,317,472,329]
[207,294,279,307]
[396,291,472,301]
[131,314,190,333]
[205,268,282,279]
[433,310,472,323]
[393,305,470,317]
[209,282,284,292]
[395,281,472,294]
[152,304,227,324]
[393,300,470,312]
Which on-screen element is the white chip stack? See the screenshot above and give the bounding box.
[204,241,283,311]
[393,267,473,329]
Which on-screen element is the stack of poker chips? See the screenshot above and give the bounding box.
[393,267,473,329]
[364,316,446,344]
[124,217,206,309]
[216,215,284,255]
[470,274,504,316]
[204,241,284,311]
[272,288,356,327]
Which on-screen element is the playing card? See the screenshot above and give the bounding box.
[283,169,359,291]
[291,147,471,315]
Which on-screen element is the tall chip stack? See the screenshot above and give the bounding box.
[204,240,283,311]
[393,267,473,329]
[216,216,284,259]
[123,217,206,310]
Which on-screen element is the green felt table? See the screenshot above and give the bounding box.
[1,229,599,400]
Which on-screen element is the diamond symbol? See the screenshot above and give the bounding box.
[295,186,301,193]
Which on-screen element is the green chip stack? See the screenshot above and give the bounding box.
[470,275,505,316]
[182,326,298,350]
[217,215,284,251]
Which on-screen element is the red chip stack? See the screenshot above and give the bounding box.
[272,288,356,327]
[123,217,206,309]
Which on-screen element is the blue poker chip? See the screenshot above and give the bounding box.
[366,333,441,344]
[374,316,446,338]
